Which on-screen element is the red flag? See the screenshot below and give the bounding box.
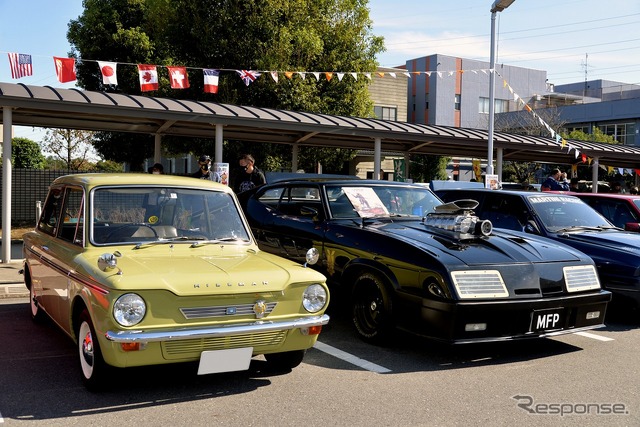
[167,66,189,89]
[138,64,158,92]
[53,56,76,83]
[98,61,118,85]
[203,69,219,93]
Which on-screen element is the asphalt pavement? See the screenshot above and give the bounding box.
[0,240,28,299]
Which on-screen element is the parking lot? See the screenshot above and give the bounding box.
[1,297,638,426]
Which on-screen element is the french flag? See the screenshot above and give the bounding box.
[203,69,220,94]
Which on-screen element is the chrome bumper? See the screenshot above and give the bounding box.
[105,314,330,343]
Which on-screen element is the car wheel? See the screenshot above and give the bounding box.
[352,272,394,344]
[264,350,306,371]
[77,309,109,391]
[29,283,46,323]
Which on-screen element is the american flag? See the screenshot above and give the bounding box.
[8,53,33,79]
[236,69,261,86]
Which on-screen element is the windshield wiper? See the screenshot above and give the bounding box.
[554,225,609,232]
[132,236,208,249]
[190,237,249,247]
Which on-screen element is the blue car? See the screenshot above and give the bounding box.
[436,188,640,309]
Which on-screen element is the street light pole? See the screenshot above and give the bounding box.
[487,0,515,178]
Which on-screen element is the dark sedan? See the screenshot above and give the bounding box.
[436,188,640,308]
[238,179,610,344]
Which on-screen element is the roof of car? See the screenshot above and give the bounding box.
[51,173,231,191]
[567,192,640,200]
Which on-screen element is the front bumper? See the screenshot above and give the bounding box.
[105,314,330,343]
[420,291,611,344]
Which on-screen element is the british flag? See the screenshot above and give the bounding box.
[236,69,261,86]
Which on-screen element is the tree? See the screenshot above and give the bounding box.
[41,129,99,170]
[66,0,384,173]
[562,127,619,144]
[8,137,46,169]
[408,155,450,184]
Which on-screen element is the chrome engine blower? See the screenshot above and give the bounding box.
[423,199,492,239]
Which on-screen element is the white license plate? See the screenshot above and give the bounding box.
[197,347,253,375]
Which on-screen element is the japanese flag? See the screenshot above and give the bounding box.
[98,61,118,85]
[138,64,158,92]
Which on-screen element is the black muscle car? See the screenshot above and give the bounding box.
[238,179,610,344]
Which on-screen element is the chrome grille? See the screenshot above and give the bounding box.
[162,330,286,359]
[180,302,277,319]
[451,270,509,299]
[564,265,600,292]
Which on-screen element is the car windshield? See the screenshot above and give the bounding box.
[91,186,250,245]
[527,195,613,232]
[326,184,441,218]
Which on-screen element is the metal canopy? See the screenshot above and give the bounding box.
[3,82,640,168]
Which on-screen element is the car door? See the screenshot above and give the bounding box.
[253,184,326,264]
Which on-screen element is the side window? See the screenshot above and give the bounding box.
[280,186,323,219]
[257,187,286,210]
[59,187,84,245]
[483,195,523,231]
[38,187,64,237]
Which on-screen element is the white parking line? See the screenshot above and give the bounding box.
[574,331,614,341]
[313,341,392,373]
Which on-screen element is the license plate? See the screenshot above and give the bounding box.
[197,347,253,375]
[531,308,565,332]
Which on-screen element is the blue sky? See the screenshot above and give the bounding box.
[1,0,640,139]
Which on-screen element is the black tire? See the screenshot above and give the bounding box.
[264,350,306,371]
[352,272,394,345]
[29,282,46,323]
[77,309,109,391]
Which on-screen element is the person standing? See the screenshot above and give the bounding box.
[191,155,220,182]
[231,154,266,193]
[541,168,569,191]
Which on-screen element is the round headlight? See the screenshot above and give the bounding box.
[113,293,146,326]
[302,284,327,313]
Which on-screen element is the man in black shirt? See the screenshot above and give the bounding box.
[231,154,266,193]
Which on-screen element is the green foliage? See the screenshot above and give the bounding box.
[9,137,46,169]
[95,159,125,172]
[67,0,384,173]
[562,128,619,144]
[42,129,98,170]
[408,155,450,183]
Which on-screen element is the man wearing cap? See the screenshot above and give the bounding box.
[192,155,221,182]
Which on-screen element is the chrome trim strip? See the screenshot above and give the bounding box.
[105,314,330,343]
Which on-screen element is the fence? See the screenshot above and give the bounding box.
[0,169,86,227]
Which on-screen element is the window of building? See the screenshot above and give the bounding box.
[599,123,635,145]
[374,106,397,121]
[479,97,509,114]
[454,94,461,110]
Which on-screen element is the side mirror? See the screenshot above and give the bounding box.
[624,222,640,232]
[524,220,540,235]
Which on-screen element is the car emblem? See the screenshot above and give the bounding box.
[226,307,237,315]
[253,300,268,318]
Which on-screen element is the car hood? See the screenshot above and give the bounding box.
[554,229,640,255]
[366,221,584,266]
[85,248,317,296]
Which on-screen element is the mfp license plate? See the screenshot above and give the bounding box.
[531,308,565,332]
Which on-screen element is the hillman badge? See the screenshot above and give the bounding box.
[253,300,268,318]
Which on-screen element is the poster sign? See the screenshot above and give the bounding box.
[214,162,229,186]
[485,174,500,190]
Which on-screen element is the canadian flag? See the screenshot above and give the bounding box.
[138,64,158,92]
[98,61,118,85]
[167,66,189,89]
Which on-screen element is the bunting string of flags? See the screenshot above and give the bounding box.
[3,51,635,177]
[3,51,496,92]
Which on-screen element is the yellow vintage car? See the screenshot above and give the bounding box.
[22,173,329,390]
